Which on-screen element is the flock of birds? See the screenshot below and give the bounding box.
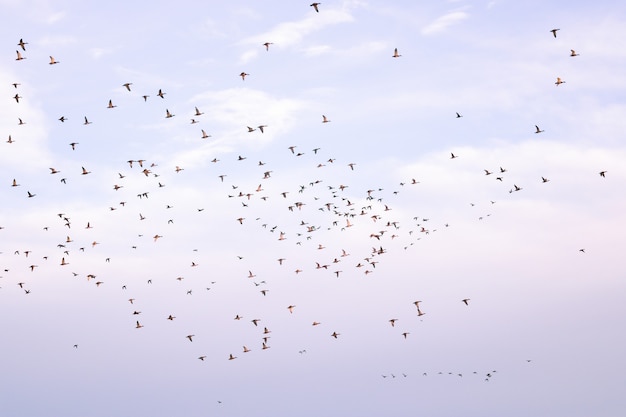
[1,6,602,381]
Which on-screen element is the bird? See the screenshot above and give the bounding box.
[550,28,560,38]
[83,116,92,125]
[229,354,237,360]
[194,106,204,116]
[165,109,174,118]
[389,319,398,327]
[263,42,273,51]
[570,49,579,57]
[13,94,21,103]
[16,50,26,61]
[81,167,91,175]
[107,100,117,109]
[599,171,607,178]
[450,152,458,159]
[157,89,166,98]
[11,179,20,187]
[322,115,331,123]
[186,335,195,342]
[123,83,132,91]
[18,38,28,51]
[462,298,470,305]
[555,77,565,86]
[542,177,550,183]
[392,48,401,58]
[240,72,249,80]
[456,112,462,118]
[331,331,340,338]
[534,125,544,134]
[310,2,321,12]
[49,56,60,65]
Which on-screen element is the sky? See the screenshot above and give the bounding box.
[1,1,626,416]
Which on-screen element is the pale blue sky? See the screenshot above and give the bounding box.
[1,1,626,416]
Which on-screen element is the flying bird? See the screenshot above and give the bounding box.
[18,38,28,51]
[49,56,60,65]
[310,3,321,12]
[16,50,26,60]
[555,77,565,86]
[322,115,331,123]
[534,125,544,134]
[392,48,401,58]
[550,28,560,38]
[263,42,273,51]
[570,49,579,57]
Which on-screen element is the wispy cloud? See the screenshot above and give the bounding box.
[421,11,469,35]
[237,8,355,64]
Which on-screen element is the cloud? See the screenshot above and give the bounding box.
[421,11,469,35]
[237,8,355,64]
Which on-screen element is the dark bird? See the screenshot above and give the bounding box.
[310,2,321,12]
[550,28,560,38]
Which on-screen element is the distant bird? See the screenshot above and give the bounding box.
[462,298,470,305]
[550,29,560,38]
[201,129,211,139]
[107,99,117,109]
[81,167,91,175]
[331,331,340,338]
[165,109,174,118]
[194,106,204,116]
[389,319,398,327]
[402,332,410,339]
[240,72,249,80]
[58,116,67,122]
[229,354,237,360]
[534,125,544,134]
[186,335,195,342]
[599,171,607,178]
[83,116,92,125]
[263,42,273,51]
[49,56,59,65]
[450,152,458,159]
[70,142,79,150]
[392,48,401,58]
[555,77,565,86]
[322,115,331,123]
[542,177,550,183]
[310,2,321,12]
[456,112,462,118]
[570,49,579,57]
[13,94,21,103]
[18,38,28,51]
[16,50,26,61]
[258,125,267,133]
[123,83,132,91]
[157,89,166,98]
[11,179,20,187]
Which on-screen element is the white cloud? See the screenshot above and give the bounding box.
[421,11,469,35]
